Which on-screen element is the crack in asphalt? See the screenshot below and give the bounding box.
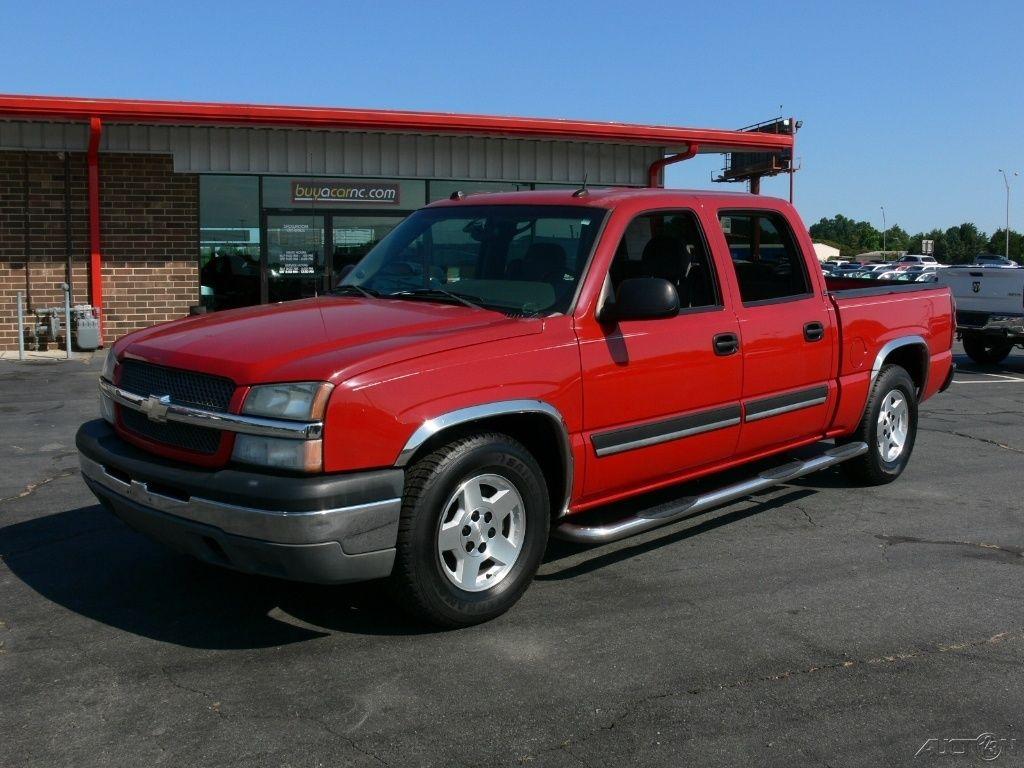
[876,534,1024,560]
[0,467,78,505]
[159,666,224,718]
[518,630,1021,763]
[157,667,395,767]
[918,426,1024,454]
[791,503,816,527]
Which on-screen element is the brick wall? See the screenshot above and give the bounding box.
[0,151,198,350]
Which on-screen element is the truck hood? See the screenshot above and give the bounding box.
[118,297,543,385]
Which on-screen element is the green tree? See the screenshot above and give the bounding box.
[882,225,909,254]
[987,229,1024,262]
[809,215,882,256]
[943,223,989,264]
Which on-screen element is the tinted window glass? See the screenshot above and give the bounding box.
[199,176,260,311]
[609,211,719,309]
[344,205,605,315]
[719,212,811,303]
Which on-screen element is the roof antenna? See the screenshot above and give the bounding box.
[572,173,589,198]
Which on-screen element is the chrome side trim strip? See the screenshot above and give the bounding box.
[744,395,828,422]
[593,415,741,457]
[80,454,400,545]
[395,399,574,518]
[100,378,322,439]
[554,441,868,544]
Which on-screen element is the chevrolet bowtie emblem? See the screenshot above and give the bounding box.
[141,394,172,422]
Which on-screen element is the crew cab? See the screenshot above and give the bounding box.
[938,265,1024,363]
[77,188,955,626]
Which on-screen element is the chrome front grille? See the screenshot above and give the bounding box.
[117,360,235,454]
[119,359,235,410]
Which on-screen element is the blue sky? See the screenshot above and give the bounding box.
[2,0,1021,235]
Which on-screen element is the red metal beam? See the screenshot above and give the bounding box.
[0,94,794,154]
[647,144,699,187]
[87,116,104,344]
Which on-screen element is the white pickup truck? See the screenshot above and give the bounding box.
[937,266,1024,363]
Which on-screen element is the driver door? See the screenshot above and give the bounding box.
[576,209,743,500]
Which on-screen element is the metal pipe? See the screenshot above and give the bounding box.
[999,170,1018,260]
[881,206,887,255]
[16,291,25,361]
[63,151,73,302]
[87,116,104,345]
[788,115,797,203]
[647,144,699,188]
[554,442,868,545]
[62,282,72,359]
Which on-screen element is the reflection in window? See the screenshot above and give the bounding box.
[199,176,261,310]
[609,211,720,309]
[719,212,811,303]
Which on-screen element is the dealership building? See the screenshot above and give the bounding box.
[0,94,793,350]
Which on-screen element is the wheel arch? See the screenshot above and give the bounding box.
[396,400,573,519]
[872,335,929,398]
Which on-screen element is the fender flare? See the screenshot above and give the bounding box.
[395,399,574,517]
[871,334,929,391]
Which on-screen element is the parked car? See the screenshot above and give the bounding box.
[973,255,1019,268]
[77,188,956,626]
[938,266,1024,363]
[895,255,939,271]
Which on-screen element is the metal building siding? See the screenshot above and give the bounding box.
[0,119,664,185]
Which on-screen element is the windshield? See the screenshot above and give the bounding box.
[340,204,606,315]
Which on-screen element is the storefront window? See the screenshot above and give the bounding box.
[199,176,260,310]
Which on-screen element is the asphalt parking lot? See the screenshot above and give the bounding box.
[2,344,1023,767]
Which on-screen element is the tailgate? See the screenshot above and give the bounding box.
[937,268,1024,322]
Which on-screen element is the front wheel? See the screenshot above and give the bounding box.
[843,364,918,485]
[388,432,550,627]
[963,333,1013,365]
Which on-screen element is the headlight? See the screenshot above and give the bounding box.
[101,348,117,382]
[242,382,333,421]
[232,435,323,472]
[100,349,117,424]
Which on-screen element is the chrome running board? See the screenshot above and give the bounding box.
[553,442,868,545]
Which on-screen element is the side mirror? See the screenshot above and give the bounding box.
[600,277,679,322]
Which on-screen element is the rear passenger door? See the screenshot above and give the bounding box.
[577,209,743,499]
[713,208,834,456]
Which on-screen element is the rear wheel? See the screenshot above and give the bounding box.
[963,333,1013,365]
[843,364,918,485]
[388,432,549,627]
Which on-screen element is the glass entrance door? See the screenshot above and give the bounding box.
[266,214,327,302]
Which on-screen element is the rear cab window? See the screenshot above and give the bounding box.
[718,210,812,304]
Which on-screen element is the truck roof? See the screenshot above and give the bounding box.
[426,186,786,209]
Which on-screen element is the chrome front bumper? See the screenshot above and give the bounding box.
[76,419,404,584]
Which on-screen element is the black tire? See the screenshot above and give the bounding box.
[963,333,1013,365]
[388,432,550,628]
[843,364,918,486]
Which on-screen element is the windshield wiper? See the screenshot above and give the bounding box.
[385,287,488,311]
[331,284,380,299]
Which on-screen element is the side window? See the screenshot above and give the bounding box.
[718,211,811,303]
[608,211,720,309]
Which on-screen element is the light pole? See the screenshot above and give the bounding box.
[999,169,1018,259]
[880,206,887,255]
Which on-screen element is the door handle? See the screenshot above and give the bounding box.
[713,332,740,356]
[804,321,825,342]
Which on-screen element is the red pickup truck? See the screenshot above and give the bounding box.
[77,188,955,626]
